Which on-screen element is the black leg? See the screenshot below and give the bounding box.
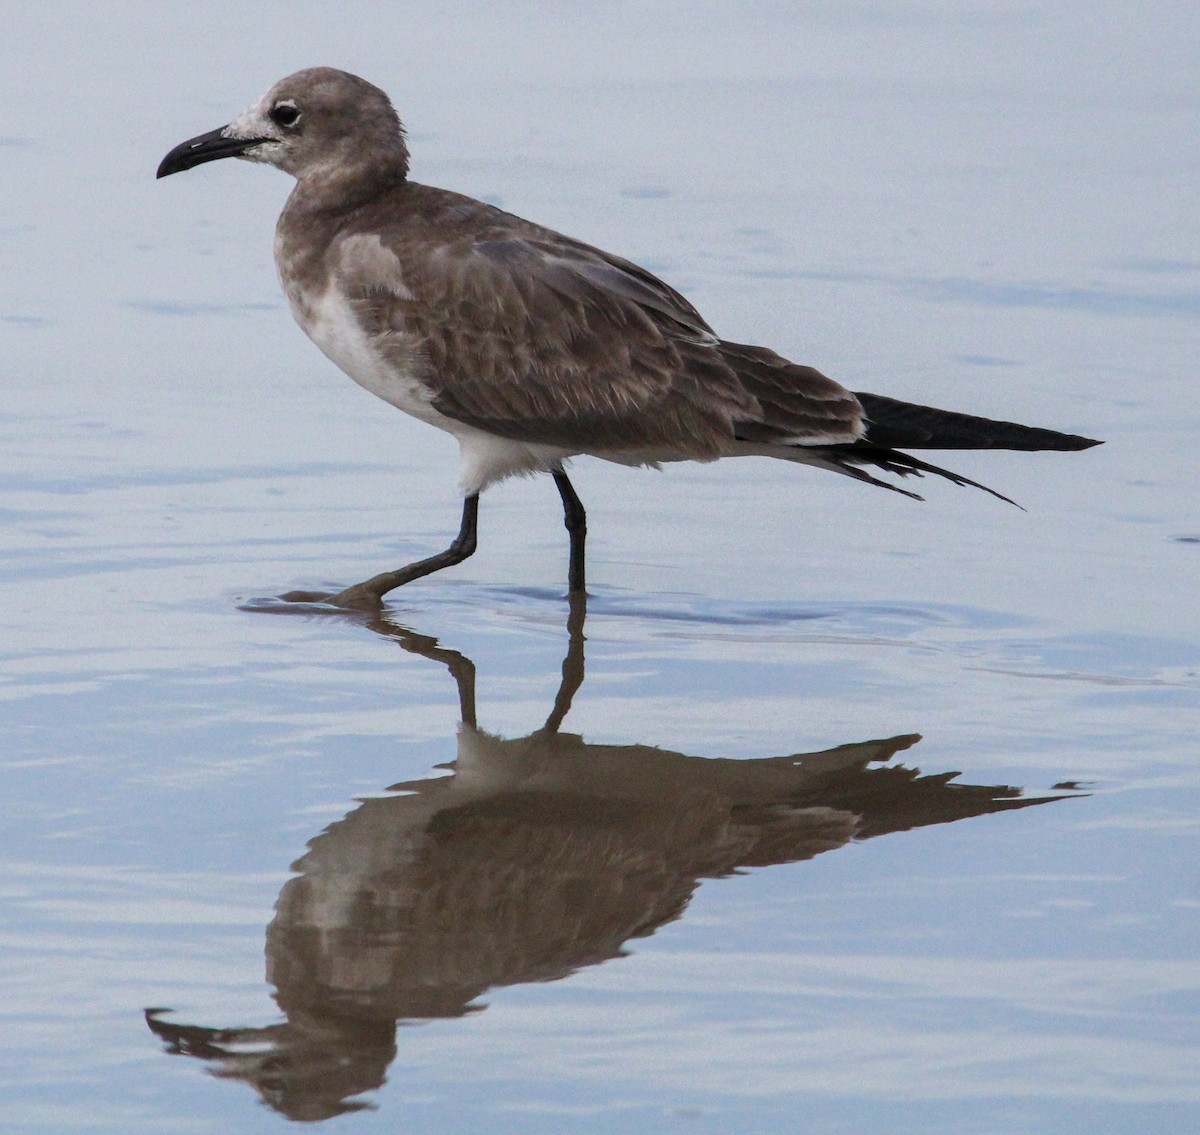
[280,494,479,610]
[552,470,587,595]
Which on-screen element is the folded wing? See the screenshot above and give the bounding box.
[341,191,864,455]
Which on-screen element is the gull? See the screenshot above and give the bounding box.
[157,67,1100,607]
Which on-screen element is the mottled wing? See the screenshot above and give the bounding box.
[341,189,863,453]
[407,222,754,454]
[721,341,866,446]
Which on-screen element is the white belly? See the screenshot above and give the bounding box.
[295,283,574,493]
[301,284,444,426]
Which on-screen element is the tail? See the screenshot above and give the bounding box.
[853,392,1102,452]
[801,392,1102,505]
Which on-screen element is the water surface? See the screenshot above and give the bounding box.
[1,4,1197,1133]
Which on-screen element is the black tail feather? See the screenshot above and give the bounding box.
[824,445,1024,508]
[854,392,1102,452]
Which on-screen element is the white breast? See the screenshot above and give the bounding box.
[283,259,574,493]
[301,282,452,428]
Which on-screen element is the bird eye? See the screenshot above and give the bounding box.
[270,102,301,128]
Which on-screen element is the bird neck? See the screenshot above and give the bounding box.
[286,157,409,219]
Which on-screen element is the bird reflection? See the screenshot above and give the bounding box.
[146,596,1068,1121]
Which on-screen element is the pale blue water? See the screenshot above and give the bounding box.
[2,4,1198,1133]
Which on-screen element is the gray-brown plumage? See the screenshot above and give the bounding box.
[157,67,1101,606]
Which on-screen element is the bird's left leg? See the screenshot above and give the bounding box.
[281,493,479,610]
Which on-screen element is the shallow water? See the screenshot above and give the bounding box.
[2,4,1198,1133]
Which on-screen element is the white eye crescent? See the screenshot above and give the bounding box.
[270,101,301,128]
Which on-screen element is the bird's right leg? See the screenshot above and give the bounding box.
[552,470,587,595]
[280,494,480,610]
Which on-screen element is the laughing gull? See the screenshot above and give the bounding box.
[157,67,1100,607]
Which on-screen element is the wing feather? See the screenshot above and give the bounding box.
[337,186,863,452]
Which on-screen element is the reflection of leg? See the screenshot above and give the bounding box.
[282,495,480,610]
[552,470,587,595]
[373,575,583,735]
[445,649,478,730]
[371,621,479,729]
[543,590,587,734]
